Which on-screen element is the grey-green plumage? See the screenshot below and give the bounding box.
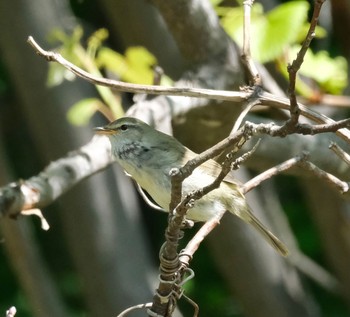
[95,117,288,257]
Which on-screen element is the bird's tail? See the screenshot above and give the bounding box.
[224,182,288,256]
[248,212,289,257]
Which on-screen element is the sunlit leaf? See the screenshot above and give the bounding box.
[97,47,127,77]
[47,63,76,87]
[67,98,102,126]
[288,47,348,94]
[47,26,85,68]
[221,1,310,63]
[97,46,157,84]
[257,1,309,62]
[68,26,84,50]
[210,0,224,8]
[47,28,68,43]
[87,28,109,57]
[124,46,156,84]
[221,4,264,40]
[296,24,327,43]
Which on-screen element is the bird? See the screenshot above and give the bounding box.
[94,117,288,257]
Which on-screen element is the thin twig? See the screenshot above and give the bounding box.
[241,0,261,85]
[244,118,350,140]
[286,0,326,127]
[244,151,349,195]
[231,90,261,133]
[116,303,152,317]
[295,119,350,135]
[27,36,248,102]
[152,65,164,86]
[174,132,252,214]
[179,211,225,268]
[297,160,349,193]
[291,251,340,294]
[27,36,350,144]
[329,142,350,166]
[244,149,349,195]
[242,154,308,193]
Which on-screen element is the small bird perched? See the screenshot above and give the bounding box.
[94,117,288,257]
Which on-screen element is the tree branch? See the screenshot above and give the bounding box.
[286,0,325,127]
[0,136,111,218]
[241,0,261,86]
[27,36,350,145]
[150,126,252,316]
[150,0,231,63]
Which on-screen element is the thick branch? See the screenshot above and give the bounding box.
[150,0,231,63]
[0,136,111,218]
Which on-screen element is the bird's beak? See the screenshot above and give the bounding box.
[93,126,115,135]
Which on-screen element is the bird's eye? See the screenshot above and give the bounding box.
[120,124,128,131]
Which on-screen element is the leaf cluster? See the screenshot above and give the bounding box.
[216,0,347,95]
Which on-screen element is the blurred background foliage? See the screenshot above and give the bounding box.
[1,0,350,316]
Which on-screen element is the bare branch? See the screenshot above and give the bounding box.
[231,88,262,133]
[244,118,350,142]
[20,208,49,231]
[297,160,349,194]
[295,119,350,135]
[116,303,152,317]
[286,0,326,126]
[150,0,230,63]
[27,36,248,102]
[0,136,112,219]
[27,36,350,146]
[243,154,308,193]
[329,142,350,166]
[244,150,349,195]
[241,0,261,86]
[179,211,225,268]
[291,251,340,294]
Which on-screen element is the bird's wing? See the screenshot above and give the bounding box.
[204,158,242,186]
[183,147,242,186]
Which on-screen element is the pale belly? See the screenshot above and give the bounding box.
[130,166,229,222]
[117,158,246,222]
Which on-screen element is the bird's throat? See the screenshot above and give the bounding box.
[115,142,152,167]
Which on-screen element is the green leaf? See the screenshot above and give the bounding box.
[47,26,85,68]
[221,1,310,63]
[97,46,157,84]
[296,24,327,43]
[288,47,348,94]
[256,1,310,63]
[67,98,101,126]
[97,47,127,77]
[124,46,157,84]
[221,4,264,40]
[210,0,224,8]
[46,63,76,87]
[87,28,109,57]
